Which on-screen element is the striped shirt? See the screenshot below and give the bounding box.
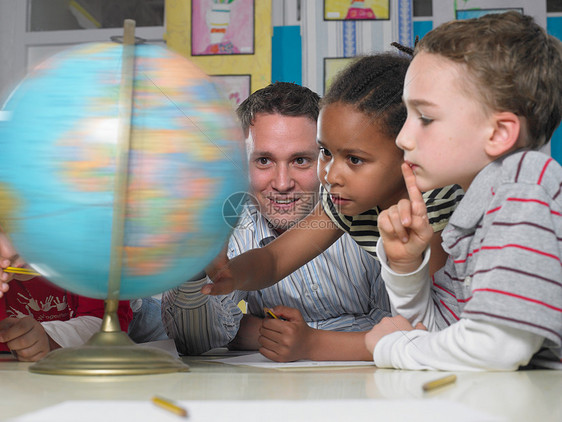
[321,184,464,258]
[162,203,390,355]
[428,150,562,367]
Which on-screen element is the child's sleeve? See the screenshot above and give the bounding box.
[373,317,544,371]
[42,294,132,348]
[376,239,455,330]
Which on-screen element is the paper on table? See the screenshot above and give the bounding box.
[210,352,375,369]
[12,399,502,422]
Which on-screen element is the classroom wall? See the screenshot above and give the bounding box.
[270,0,562,162]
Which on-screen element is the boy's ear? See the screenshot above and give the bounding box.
[484,112,521,158]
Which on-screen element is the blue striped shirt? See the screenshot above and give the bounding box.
[162,203,390,355]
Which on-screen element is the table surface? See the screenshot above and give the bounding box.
[1,351,561,421]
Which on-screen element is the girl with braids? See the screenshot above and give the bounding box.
[202,51,462,362]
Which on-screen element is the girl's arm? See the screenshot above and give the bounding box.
[202,202,343,295]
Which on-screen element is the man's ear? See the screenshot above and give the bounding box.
[484,111,521,158]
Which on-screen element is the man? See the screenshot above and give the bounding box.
[162,82,390,361]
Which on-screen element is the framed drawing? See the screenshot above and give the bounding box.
[324,57,355,94]
[191,0,255,56]
[210,74,251,108]
[324,0,390,21]
[456,7,523,20]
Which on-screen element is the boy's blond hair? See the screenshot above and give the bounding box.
[416,11,562,148]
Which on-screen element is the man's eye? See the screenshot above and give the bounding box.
[257,158,270,165]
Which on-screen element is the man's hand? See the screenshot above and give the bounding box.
[258,306,314,362]
[378,163,434,273]
[364,315,426,355]
[0,317,58,361]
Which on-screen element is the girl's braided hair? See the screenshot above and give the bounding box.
[320,43,413,139]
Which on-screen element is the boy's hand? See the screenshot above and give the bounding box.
[258,306,313,362]
[378,163,433,273]
[364,315,426,355]
[0,317,56,361]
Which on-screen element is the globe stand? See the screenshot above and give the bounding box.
[29,20,189,375]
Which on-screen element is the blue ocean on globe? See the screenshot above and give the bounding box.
[0,43,247,299]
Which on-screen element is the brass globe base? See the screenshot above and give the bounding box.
[29,330,189,376]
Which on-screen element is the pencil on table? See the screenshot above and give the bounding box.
[422,374,457,392]
[151,396,188,418]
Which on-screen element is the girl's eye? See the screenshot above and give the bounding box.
[349,156,363,165]
[319,147,332,157]
[420,115,433,126]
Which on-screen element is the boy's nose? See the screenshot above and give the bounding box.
[396,125,413,151]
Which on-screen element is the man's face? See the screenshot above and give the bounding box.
[246,113,319,233]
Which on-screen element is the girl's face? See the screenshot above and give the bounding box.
[317,102,407,215]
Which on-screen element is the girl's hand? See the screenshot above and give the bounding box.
[378,163,433,273]
[258,306,314,362]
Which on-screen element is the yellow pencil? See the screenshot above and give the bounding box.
[151,396,188,418]
[422,374,457,392]
[264,307,279,319]
[3,267,41,276]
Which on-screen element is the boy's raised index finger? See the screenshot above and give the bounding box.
[401,162,425,205]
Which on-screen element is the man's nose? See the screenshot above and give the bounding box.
[271,165,295,192]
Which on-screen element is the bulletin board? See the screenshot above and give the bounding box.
[164,0,271,94]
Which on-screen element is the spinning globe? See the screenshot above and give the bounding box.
[0,42,246,299]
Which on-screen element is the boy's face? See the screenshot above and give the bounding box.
[317,102,406,214]
[397,52,495,192]
[246,113,319,233]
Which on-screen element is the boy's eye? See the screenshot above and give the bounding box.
[319,147,332,157]
[420,115,433,126]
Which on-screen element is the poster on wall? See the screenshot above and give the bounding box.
[191,0,255,56]
[324,0,390,21]
[323,57,355,94]
[210,74,251,108]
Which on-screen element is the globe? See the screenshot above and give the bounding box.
[0,42,247,299]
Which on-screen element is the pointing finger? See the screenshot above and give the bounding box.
[401,163,427,217]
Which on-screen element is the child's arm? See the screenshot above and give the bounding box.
[202,203,343,295]
[377,163,434,274]
[365,317,544,371]
[42,294,131,348]
[257,306,375,361]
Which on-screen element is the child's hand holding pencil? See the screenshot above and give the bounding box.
[0,231,39,298]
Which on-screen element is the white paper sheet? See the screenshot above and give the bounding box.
[12,399,502,422]
[210,352,375,369]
